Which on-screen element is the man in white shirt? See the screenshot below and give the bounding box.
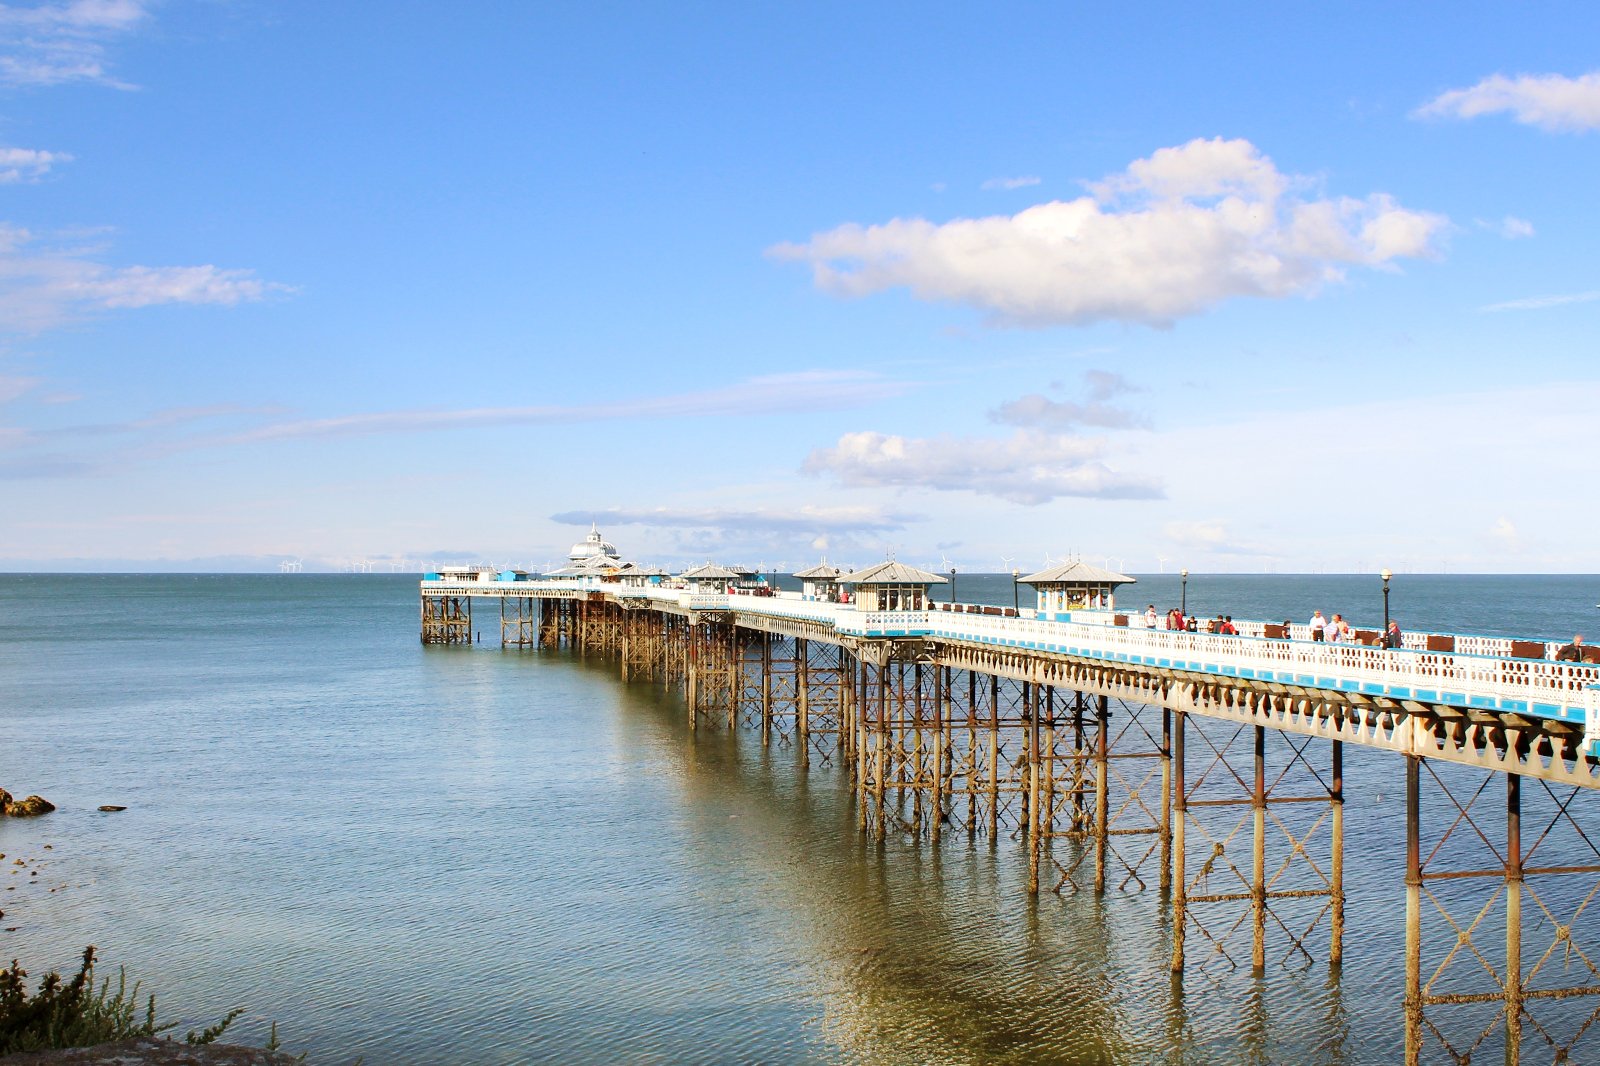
[1309,610,1326,642]
[1145,604,1158,628]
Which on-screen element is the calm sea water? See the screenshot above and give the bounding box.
[2,574,1598,1064]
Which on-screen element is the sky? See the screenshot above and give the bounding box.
[1,1,1598,574]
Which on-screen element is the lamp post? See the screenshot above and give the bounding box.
[950,567,957,604]
[1180,568,1189,617]
[1381,568,1392,635]
[1012,567,1020,612]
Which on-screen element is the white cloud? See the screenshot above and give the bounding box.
[771,137,1445,327]
[0,225,288,331]
[1416,71,1600,132]
[0,0,149,88]
[1489,517,1521,550]
[803,428,1162,505]
[981,175,1041,191]
[1480,290,1600,313]
[0,146,70,182]
[1497,216,1534,239]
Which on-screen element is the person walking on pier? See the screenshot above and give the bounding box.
[1381,619,1403,649]
[1309,610,1326,642]
[1325,614,1347,644]
[1557,634,1586,661]
[1145,604,1158,628]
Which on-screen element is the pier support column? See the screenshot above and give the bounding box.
[1330,739,1344,966]
[796,638,810,764]
[1027,680,1041,894]
[1506,771,1523,1066]
[1404,754,1422,1065]
[1171,708,1187,974]
[1251,724,1267,975]
[1160,707,1173,895]
[1094,694,1110,894]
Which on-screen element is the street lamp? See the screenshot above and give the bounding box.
[1381,568,1392,635]
[950,567,957,604]
[1180,568,1189,617]
[1012,567,1020,612]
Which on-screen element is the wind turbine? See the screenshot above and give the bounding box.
[1156,555,1169,574]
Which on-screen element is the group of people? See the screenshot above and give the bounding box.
[1309,609,1403,649]
[1136,603,1403,648]
[1147,604,1237,634]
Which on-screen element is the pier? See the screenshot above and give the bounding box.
[420,554,1600,1064]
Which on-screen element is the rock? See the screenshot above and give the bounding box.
[6,795,55,818]
[97,805,127,812]
[0,1037,306,1064]
[0,788,10,815]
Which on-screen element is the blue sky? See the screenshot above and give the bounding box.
[2,1,1598,573]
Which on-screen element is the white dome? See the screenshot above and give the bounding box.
[568,523,620,563]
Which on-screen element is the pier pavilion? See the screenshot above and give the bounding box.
[420,557,1600,1063]
[1019,559,1134,618]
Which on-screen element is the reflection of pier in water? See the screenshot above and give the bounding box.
[423,563,1600,1064]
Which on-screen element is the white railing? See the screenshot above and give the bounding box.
[919,610,1598,722]
[418,579,1595,724]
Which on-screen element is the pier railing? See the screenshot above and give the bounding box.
[420,579,1600,732]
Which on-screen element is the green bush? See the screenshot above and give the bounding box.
[0,946,242,1054]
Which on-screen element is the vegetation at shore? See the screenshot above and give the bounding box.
[0,945,258,1055]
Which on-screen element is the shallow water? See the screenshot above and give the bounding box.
[2,574,1597,1063]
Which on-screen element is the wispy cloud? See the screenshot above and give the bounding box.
[803,428,1162,505]
[550,505,920,536]
[0,0,150,88]
[1480,290,1600,313]
[981,175,1041,191]
[0,371,39,402]
[0,224,290,331]
[0,146,69,182]
[225,370,910,444]
[989,368,1145,430]
[1416,71,1600,132]
[772,137,1445,328]
[1163,520,1270,557]
[1475,215,1534,240]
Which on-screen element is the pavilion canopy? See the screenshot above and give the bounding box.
[837,560,948,586]
[1019,560,1135,586]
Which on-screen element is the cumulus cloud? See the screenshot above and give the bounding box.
[981,175,1041,191]
[771,137,1444,328]
[550,505,919,536]
[803,428,1162,505]
[0,0,149,88]
[0,225,288,331]
[1416,71,1600,132]
[0,147,70,182]
[1480,290,1600,313]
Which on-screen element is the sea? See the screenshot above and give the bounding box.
[2,573,1599,1064]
